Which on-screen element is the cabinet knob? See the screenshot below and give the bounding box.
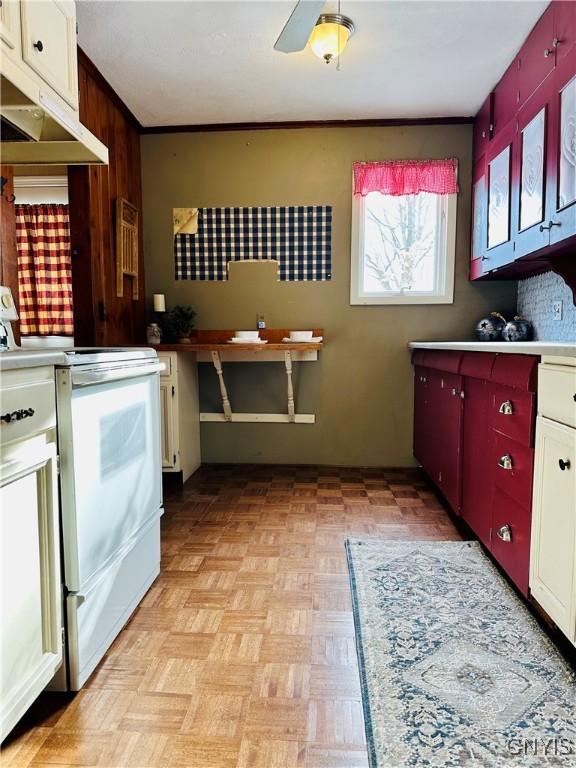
[498,400,514,415]
[498,454,513,470]
[559,458,571,471]
[544,47,553,58]
[33,40,44,52]
[496,524,512,542]
[539,220,561,232]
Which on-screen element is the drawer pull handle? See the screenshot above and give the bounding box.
[498,454,513,470]
[1,408,35,424]
[559,459,571,471]
[496,524,512,542]
[499,400,514,415]
[33,40,44,52]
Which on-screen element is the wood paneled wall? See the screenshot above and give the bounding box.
[69,50,146,346]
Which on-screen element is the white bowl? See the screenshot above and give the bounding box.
[235,330,260,340]
[289,330,313,342]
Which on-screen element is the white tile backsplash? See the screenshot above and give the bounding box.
[517,271,575,342]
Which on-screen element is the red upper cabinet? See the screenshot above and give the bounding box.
[493,60,519,133]
[473,94,494,158]
[471,0,576,281]
[547,58,576,246]
[517,4,556,107]
[553,0,576,63]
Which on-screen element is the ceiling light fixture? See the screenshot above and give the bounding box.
[309,13,355,64]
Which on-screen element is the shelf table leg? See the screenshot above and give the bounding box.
[284,350,296,423]
[210,350,233,421]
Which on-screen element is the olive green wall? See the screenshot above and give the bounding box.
[141,125,516,467]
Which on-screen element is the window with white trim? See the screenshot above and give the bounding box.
[350,189,457,305]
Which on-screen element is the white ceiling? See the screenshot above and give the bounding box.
[76,0,549,127]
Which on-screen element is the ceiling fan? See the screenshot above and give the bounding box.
[274,0,355,64]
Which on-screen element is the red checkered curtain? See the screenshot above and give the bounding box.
[15,204,74,336]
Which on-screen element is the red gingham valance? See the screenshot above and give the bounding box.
[15,204,74,336]
[353,158,459,197]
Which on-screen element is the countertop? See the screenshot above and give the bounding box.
[409,341,576,358]
[0,349,68,371]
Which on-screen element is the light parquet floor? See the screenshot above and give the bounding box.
[2,465,462,768]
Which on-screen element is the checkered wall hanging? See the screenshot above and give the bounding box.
[173,206,332,281]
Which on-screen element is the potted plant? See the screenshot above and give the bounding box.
[163,304,196,343]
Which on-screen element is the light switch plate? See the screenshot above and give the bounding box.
[552,300,563,321]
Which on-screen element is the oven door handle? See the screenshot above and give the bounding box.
[71,361,165,387]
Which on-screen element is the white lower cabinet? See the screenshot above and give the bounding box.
[530,359,576,646]
[0,367,62,742]
[158,352,201,482]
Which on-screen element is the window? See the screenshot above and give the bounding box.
[350,160,458,305]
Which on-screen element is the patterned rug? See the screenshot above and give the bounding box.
[345,540,576,767]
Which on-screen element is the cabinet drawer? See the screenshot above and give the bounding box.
[538,364,576,427]
[492,432,534,510]
[491,385,535,445]
[158,354,173,378]
[491,487,531,596]
[0,380,56,445]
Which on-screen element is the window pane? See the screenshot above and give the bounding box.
[362,191,440,294]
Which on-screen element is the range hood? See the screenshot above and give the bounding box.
[0,65,108,165]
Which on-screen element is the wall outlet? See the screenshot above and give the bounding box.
[552,300,563,321]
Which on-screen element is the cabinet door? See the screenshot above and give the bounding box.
[461,377,492,546]
[0,441,62,742]
[485,122,516,271]
[413,367,435,477]
[514,97,550,258]
[470,157,488,279]
[548,61,576,245]
[473,94,493,159]
[160,381,176,469]
[0,0,21,55]
[553,0,576,64]
[20,0,79,109]
[434,372,464,512]
[530,417,576,642]
[493,59,519,133]
[517,3,555,107]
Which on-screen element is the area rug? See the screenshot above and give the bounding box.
[345,539,576,767]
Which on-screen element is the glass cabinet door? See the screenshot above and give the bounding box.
[488,145,511,249]
[520,108,546,231]
[558,76,576,211]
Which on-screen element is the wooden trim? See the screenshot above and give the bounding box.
[77,47,142,131]
[141,116,474,135]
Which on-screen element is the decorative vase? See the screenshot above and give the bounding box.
[503,315,533,342]
[179,336,191,344]
[475,312,507,341]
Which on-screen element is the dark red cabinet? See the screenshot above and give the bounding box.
[517,4,555,107]
[493,59,519,133]
[554,0,576,63]
[412,352,463,513]
[461,353,496,548]
[413,350,539,596]
[471,0,576,281]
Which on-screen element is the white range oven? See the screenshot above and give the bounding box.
[52,348,163,690]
